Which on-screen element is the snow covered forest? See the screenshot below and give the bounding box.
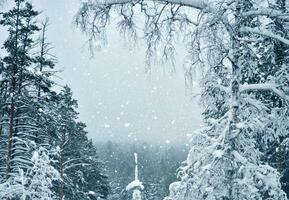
[0,1,109,199]
[1,0,289,199]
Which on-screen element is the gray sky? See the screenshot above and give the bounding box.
[3,0,202,144]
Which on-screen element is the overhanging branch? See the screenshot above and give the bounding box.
[92,0,208,10]
[240,83,289,102]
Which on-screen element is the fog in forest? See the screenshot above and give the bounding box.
[27,0,202,144]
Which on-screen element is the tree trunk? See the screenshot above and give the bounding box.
[225,40,241,199]
[224,2,244,198]
[6,95,15,179]
[0,111,4,140]
[35,22,47,145]
[6,0,20,180]
[59,130,66,200]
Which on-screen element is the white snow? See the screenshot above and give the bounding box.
[126,180,144,191]
[104,124,110,128]
[124,123,131,128]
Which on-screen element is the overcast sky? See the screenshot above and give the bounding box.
[2,0,202,144]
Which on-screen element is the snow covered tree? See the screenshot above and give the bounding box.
[251,0,289,196]
[0,0,40,180]
[0,2,109,200]
[76,0,289,199]
[126,153,144,200]
[53,86,80,200]
[33,18,57,146]
[78,140,109,200]
[53,87,109,200]
[0,146,60,200]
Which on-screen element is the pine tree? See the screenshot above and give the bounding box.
[33,18,57,146]
[0,2,109,200]
[0,0,40,180]
[54,87,109,200]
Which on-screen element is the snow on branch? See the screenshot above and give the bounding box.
[63,163,90,172]
[240,83,279,92]
[242,9,289,20]
[240,26,289,46]
[89,0,208,10]
[240,83,289,102]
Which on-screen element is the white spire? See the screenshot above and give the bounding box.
[134,153,138,180]
[126,153,144,192]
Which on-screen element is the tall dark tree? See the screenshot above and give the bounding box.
[54,87,109,200]
[0,0,40,179]
[33,18,57,146]
[0,1,109,199]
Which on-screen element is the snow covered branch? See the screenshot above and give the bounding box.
[240,83,279,92]
[242,9,289,20]
[240,83,289,102]
[87,0,208,10]
[63,163,90,172]
[240,26,289,46]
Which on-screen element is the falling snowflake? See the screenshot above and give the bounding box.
[104,124,110,128]
[124,123,131,128]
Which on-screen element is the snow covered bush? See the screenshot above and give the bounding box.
[0,147,60,200]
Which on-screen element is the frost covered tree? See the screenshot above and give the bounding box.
[54,87,109,200]
[0,1,109,199]
[0,146,60,200]
[33,18,57,146]
[250,0,289,196]
[80,140,109,200]
[126,153,144,200]
[26,147,60,199]
[0,0,40,180]
[76,0,289,199]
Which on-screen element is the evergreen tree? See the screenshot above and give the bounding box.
[33,18,57,146]
[0,0,40,180]
[54,87,109,200]
[0,1,110,199]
